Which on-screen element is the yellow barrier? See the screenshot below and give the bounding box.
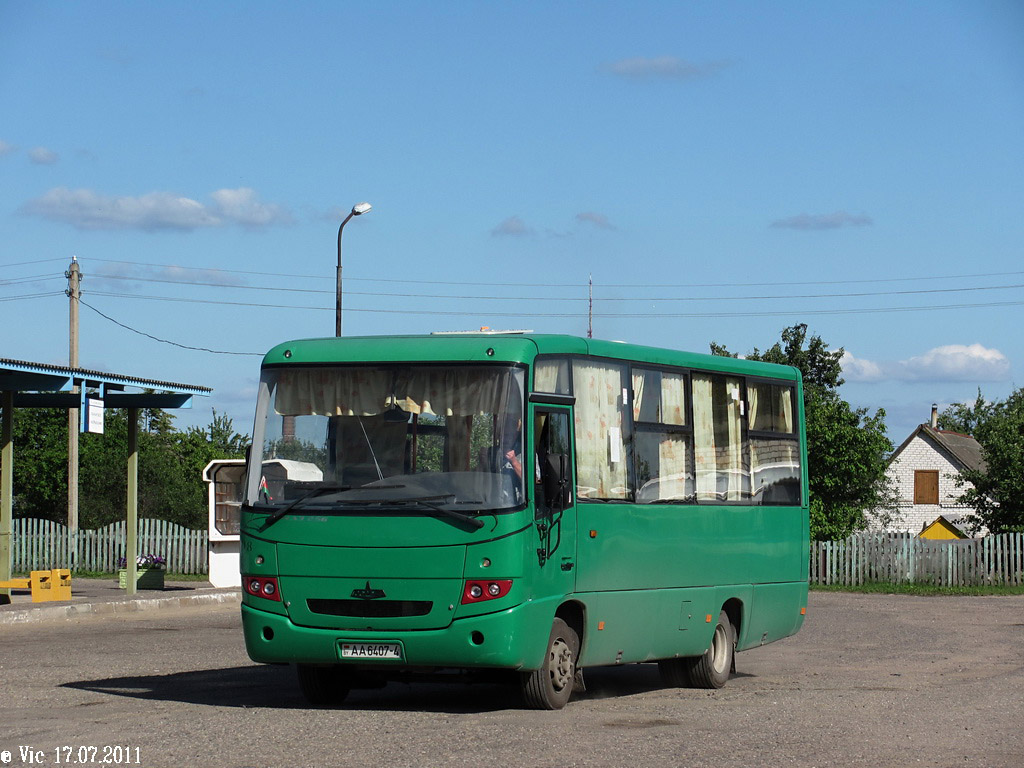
[0,569,72,602]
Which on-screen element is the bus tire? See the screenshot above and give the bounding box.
[296,664,351,706]
[521,618,579,710]
[685,610,734,689]
[657,658,690,687]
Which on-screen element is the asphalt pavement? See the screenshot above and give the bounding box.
[0,575,239,624]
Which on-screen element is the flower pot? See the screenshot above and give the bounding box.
[118,568,165,590]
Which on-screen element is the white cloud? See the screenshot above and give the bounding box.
[491,216,533,237]
[576,211,615,230]
[842,344,1010,383]
[28,146,59,165]
[897,344,1010,382]
[0,139,15,157]
[771,211,873,230]
[23,187,218,230]
[840,351,885,382]
[210,187,292,228]
[21,186,291,231]
[603,56,732,80]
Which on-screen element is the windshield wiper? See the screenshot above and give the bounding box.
[257,485,351,531]
[402,497,485,530]
[343,494,485,530]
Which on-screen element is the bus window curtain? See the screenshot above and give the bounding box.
[693,374,749,501]
[573,360,629,499]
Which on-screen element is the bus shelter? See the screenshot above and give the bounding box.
[0,358,210,600]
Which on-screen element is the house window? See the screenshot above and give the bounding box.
[914,470,939,505]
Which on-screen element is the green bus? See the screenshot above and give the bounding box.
[240,333,809,709]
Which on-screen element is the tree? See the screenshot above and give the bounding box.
[711,324,896,540]
[5,405,251,530]
[6,407,68,521]
[941,388,1024,534]
[937,389,992,436]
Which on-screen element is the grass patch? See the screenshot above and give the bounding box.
[811,581,1024,596]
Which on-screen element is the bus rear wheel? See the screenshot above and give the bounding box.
[684,610,734,689]
[521,618,580,710]
[296,664,352,706]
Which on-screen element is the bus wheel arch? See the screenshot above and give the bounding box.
[555,600,586,663]
[721,597,743,671]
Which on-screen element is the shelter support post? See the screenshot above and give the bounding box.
[125,407,139,597]
[1,391,13,603]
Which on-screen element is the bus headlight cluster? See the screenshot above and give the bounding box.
[244,576,282,602]
[461,579,512,605]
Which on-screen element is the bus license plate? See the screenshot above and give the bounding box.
[340,642,402,660]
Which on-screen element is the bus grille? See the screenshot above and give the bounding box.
[306,598,433,618]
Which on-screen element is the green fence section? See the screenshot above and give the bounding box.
[11,518,208,574]
[812,532,1024,587]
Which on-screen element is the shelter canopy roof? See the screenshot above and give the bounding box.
[0,358,210,410]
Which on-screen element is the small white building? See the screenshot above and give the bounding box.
[881,406,985,536]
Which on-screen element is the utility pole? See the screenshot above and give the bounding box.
[66,257,81,566]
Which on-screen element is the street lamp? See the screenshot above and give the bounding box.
[336,201,372,337]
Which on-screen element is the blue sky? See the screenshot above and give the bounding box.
[2,0,1022,444]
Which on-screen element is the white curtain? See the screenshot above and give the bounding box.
[275,367,514,417]
[631,370,645,422]
[692,374,749,501]
[749,382,795,433]
[535,359,569,394]
[573,360,628,499]
[275,368,391,416]
[661,372,687,426]
[692,375,716,501]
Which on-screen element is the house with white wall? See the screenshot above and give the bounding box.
[881,406,986,536]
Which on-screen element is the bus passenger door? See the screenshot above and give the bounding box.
[531,406,577,596]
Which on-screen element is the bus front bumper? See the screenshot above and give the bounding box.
[242,599,555,671]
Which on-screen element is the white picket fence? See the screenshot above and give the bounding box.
[812,531,1024,587]
[10,518,208,574]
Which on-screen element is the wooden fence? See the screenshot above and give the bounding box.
[812,532,1024,587]
[10,518,208,575]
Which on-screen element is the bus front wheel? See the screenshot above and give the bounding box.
[296,663,352,706]
[521,618,580,710]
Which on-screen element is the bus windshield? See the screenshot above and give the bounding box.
[248,364,527,515]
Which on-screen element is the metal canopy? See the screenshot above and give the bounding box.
[1,358,211,601]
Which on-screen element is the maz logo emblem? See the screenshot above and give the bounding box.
[351,581,387,600]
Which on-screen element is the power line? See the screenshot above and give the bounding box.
[84,256,1024,290]
[0,273,63,285]
[79,299,264,356]
[0,291,65,302]
[0,258,67,269]
[87,289,1024,319]
[89,271,1024,303]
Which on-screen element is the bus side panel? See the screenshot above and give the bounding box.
[576,504,806,593]
[737,581,808,652]
[576,586,721,667]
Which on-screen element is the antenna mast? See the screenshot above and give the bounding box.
[587,274,593,339]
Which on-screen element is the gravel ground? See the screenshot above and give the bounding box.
[1,591,1022,768]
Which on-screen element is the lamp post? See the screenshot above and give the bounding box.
[336,201,372,337]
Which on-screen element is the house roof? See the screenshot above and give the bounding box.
[890,423,985,473]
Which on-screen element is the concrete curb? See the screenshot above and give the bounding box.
[0,590,241,625]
